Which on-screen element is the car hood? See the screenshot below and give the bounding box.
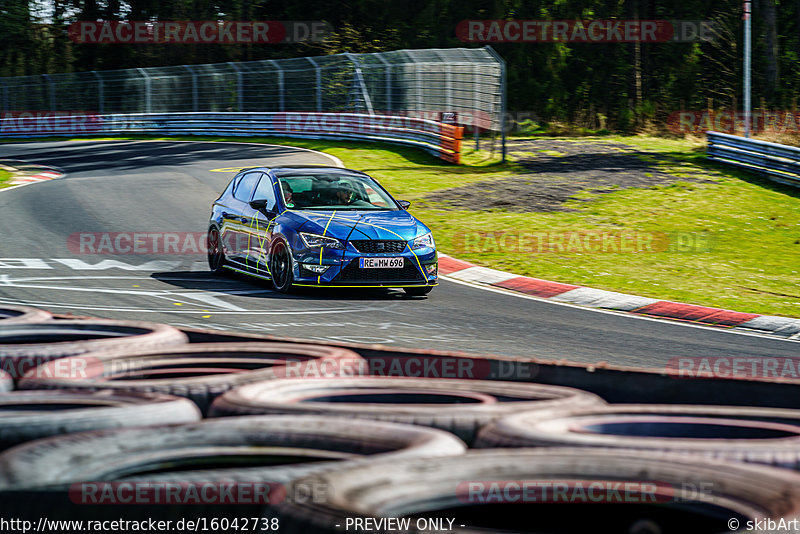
[290,210,426,241]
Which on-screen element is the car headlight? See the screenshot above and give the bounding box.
[300,233,344,249]
[411,233,435,250]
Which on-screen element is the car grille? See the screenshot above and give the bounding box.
[349,240,407,254]
[336,259,424,282]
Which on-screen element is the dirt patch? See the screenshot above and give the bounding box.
[422,138,716,212]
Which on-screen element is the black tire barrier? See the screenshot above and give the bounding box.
[19,343,365,413]
[0,415,466,522]
[0,320,188,379]
[0,390,201,450]
[0,305,51,324]
[475,404,800,469]
[267,448,800,534]
[0,371,11,393]
[208,376,606,445]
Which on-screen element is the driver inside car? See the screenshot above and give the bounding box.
[281,181,295,208]
[335,182,357,205]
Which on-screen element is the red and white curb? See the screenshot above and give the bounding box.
[10,170,63,184]
[1,160,64,186]
[438,254,800,338]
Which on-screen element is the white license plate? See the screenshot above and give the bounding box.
[359,257,403,269]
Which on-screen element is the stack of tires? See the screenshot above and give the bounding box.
[1,305,799,533]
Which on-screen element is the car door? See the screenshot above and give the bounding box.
[222,171,262,263]
[244,173,279,273]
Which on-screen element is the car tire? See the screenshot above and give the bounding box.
[207,226,226,275]
[0,372,11,393]
[0,415,466,490]
[267,448,800,534]
[0,320,188,379]
[0,305,52,324]
[208,376,606,445]
[270,240,294,293]
[403,286,433,296]
[0,416,465,523]
[0,390,201,450]
[474,404,800,469]
[19,342,364,413]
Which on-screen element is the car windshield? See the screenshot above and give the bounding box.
[276,172,399,211]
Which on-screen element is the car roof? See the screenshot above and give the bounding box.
[237,165,364,176]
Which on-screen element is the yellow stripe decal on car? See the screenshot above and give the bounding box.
[318,210,337,284]
[248,208,283,275]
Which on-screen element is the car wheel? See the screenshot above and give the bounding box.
[404,286,432,296]
[207,226,226,274]
[270,240,294,293]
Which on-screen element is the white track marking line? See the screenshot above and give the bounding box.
[440,275,800,344]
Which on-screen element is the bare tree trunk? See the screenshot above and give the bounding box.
[763,0,779,104]
[626,0,642,126]
[796,0,800,61]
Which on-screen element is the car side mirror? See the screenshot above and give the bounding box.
[249,199,276,214]
[398,200,411,210]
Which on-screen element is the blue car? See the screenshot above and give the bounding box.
[207,165,437,295]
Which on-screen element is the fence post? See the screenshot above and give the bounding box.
[228,62,243,111]
[344,53,374,115]
[432,50,453,112]
[375,54,391,113]
[91,71,104,114]
[268,60,285,111]
[136,68,152,113]
[485,46,506,162]
[306,57,322,112]
[184,65,198,112]
[416,63,423,116]
[42,74,56,111]
[473,64,480,150]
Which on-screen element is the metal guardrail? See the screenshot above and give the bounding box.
[707,131,800,187]
[0,111,464,164]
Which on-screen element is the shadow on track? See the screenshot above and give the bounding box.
[150,271,425,301]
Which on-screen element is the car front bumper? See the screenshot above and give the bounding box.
[291,244,438,288]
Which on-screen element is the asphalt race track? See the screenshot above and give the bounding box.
[0,140,796,368]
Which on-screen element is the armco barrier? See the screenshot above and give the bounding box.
[0,111,464,164]
[707,131,800,187]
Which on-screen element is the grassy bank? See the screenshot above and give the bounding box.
[0,168,12,188]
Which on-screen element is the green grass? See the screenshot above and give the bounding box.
[0,169,12,188]
[10,134,800,317]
